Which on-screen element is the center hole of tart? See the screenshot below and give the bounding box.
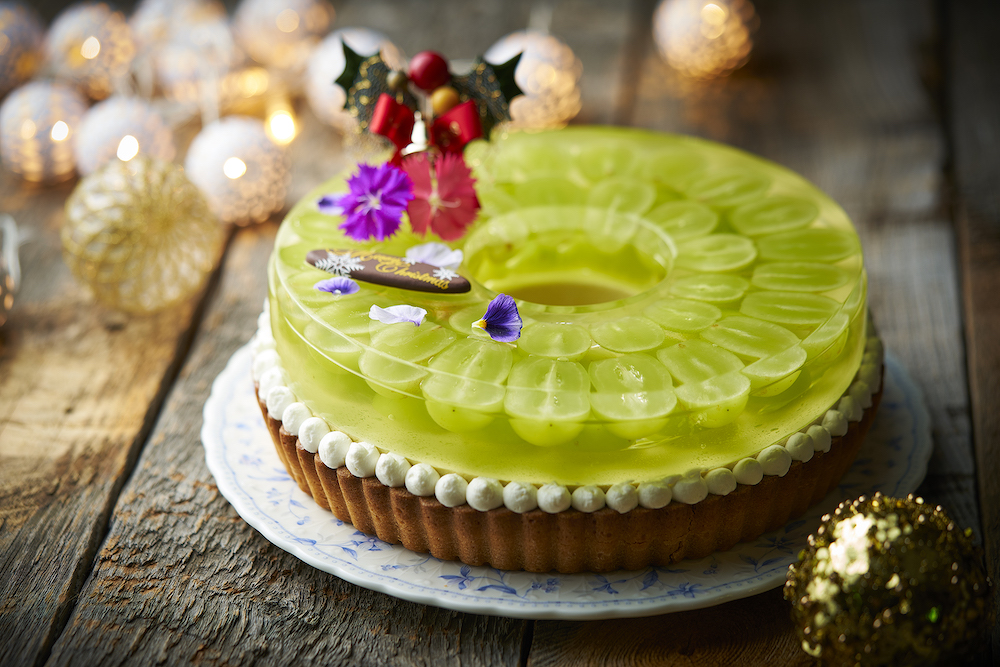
[463,206,675,307]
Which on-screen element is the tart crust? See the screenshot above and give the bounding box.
[256,369,882,574]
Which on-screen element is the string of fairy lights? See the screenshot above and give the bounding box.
[0,0,757,317]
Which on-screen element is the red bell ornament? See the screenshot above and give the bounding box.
[408,51,450,91]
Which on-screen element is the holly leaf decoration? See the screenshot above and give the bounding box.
[335,42,368,99]
[343,54,418,131]
[491,53,524,103]
[452,54,524,136]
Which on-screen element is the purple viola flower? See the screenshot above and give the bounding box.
[318,163,414,242]
[473,294,522,342]
[314,276,360,296]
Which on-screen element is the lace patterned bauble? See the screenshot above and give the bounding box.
[154,18,239,107]
[62,155,224,313]
[130,0,226,50]
[484,31,582,129]
[652,0,757,80]
[184,115,290,225]
[306,27,404,131]
[0,2,44,97]
[45,3,135,100]
[74,96,175,176]
[0,81,87,183]
[233,0,334,74]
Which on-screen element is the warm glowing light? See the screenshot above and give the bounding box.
[267,111,296,145]
[275,9,300,33]
[653,0,756,80]
[19,119,36,140]
[117,135,139,161]
[223,157,247,179]
[50,121,69,141]
[80,36,101,60]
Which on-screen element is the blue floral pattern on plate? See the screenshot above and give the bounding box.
[202,345,930,620]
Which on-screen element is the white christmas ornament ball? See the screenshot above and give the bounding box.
[130,0,226,50]
[652,0,756,79]
[74,97,175,176]
[306,28,403,130]
[0,81,87,183]
[45,2,135,100]
[155,18,239,105]
[0,2,45,97]
[484,30,582,130]
[184,116,289,225]
[233,0,334,73]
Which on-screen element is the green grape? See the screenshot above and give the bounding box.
[310,301,378,368]
[639,148,706,189]
[513,177,585,207]
[577,144,636,182]
[674,371,750,427]
[670,274,750,304]
[685,171,770,208]
[422,338,513,418]
[591,316,666,353]
[518,322,592,360]
[757,228,859,262]
[644,298,722,333]
[425,400,495,432]
[477,185,518,215]
[359,324,456,397]
[751,262,851,292]
[801,311,849,360]
[657,339,744,384]
[675,234,758,272]
[740,291,841,326]
[587,178,656,214]
[644,201,719,241]
[701,316,800,359]
[589,354,676,437]
[741,344,807,391]
[729,196,818,236]
[491,143,571,181]
[506,358,590,446]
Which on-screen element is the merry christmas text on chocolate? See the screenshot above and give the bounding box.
[307,249,470,294]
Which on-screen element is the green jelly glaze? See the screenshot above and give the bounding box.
[269,127,868,487]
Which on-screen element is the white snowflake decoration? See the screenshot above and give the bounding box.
[314,251,364,277]
[432,267,459,282]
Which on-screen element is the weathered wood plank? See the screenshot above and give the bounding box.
[0,173,204,667]
[531,0,979,664]
[44,219,528,667]
[946,0,1000,658]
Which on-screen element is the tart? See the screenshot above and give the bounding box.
[253,126,883,573]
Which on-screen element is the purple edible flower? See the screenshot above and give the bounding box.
[318,163,414,241]
[473,294,522,342]
[314,276,360,296]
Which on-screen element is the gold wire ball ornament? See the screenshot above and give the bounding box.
[232,0,334,75]
[73,96,176,176]
[784,493,993,666]
[130,0,226,51]
[0,2,44,97]
[0,81,87,183]
[45,2,135,100]
[652,0,757,80]
[306,27,404,131]
[484,30,582,130]
[183,115,290,226]
[62,155,224,314]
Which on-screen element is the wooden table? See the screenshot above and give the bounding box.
[2,0,997,664]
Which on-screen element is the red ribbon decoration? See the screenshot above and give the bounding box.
[430,101,483,154]
[368,94,483,159]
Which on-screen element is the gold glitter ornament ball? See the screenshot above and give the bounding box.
[62,155,224,313]
[784,493,993,666]
[45,3,135,100]
[0,2,44,97]
[184,115,289,225]
[484,30,582,129]
[0,81,87,183]
[73,96,175,176]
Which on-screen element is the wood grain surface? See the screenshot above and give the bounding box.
[947,0,1000,657]
[0,0,995,665]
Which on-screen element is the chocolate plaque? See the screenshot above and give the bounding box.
[307,249,471,294]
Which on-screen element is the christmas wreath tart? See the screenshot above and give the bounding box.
[251,123,883,574]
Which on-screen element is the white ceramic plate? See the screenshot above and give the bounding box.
[203,345,931,620]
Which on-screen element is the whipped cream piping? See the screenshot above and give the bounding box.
[252,305,884,514]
